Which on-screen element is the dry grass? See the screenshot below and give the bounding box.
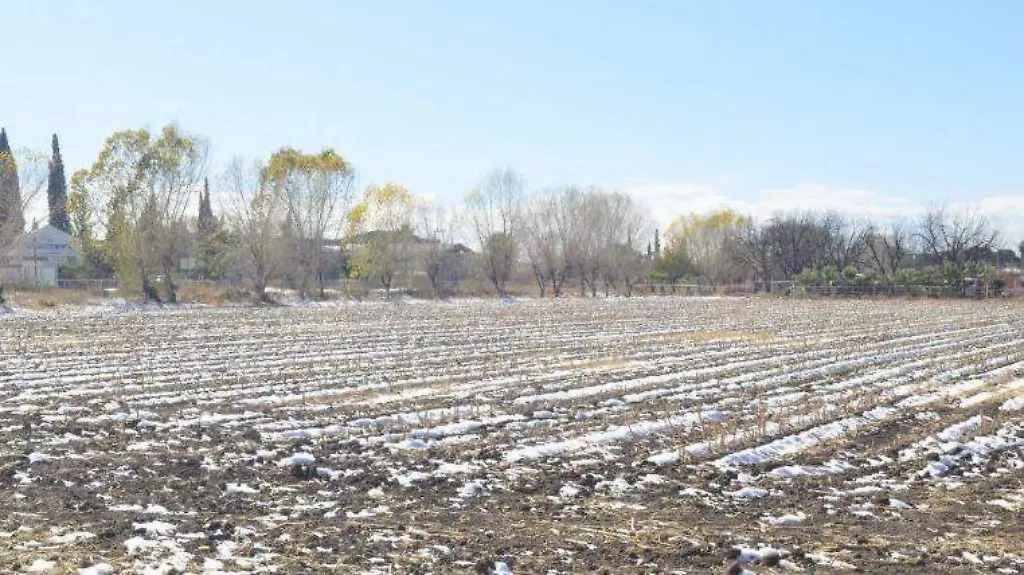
[6,288,101,309]
[175,282,239,305]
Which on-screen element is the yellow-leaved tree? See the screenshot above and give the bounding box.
[262,148,355,299]
[71,125,207,302]
[661,209,750,287]
[347,182,417,296]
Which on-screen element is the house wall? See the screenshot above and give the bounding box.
[3,226,77,288]
[22,260,58,287]
[0,260,59,287]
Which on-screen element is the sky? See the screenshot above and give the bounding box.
[2,0,1023,245]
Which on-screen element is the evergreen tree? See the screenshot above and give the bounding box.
[195,177,226,279]
[0,128,25,236]
[47,134,70,232]
[198,177,214,229]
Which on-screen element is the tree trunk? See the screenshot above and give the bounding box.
[428,272,441,299]
[142,278,161,303]
[162,263,177,304]
[489,264,502,297]
[533,270,546,297]
[254,280,267,303]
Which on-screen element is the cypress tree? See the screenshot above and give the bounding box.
[196,178,222,279]
[48,134,70,233]
[198,177,214,229]
[0,128,25,236]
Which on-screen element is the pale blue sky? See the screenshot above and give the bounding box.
[2,1,1023,240]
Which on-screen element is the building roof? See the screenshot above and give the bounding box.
[25,224,72,244]
[8,225,76,260]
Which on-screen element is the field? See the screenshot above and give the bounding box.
[2,297,1023,574]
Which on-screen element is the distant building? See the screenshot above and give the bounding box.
[346,231,475,257]
[1,225,77,287]
[1002,268,1024,296]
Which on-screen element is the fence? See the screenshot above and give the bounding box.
[56,279,118,293]
[44,277,1023,300]
[792,283,1012,298]
[640,281,793,296]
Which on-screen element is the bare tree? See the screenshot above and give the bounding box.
[522,188,580,297]
[224,159,284,303]
[573,189,612,297]
[598,191,651,296]
[915,206,1000,296]
[818,212,870,270]
[605,243,650,296]
[465,168,525,296]
[418,203,463,298]
[916,205,999,265]
[865,220,911,281]
[735,219,775,292]
[767,212,825,280]
[521,195,555,296]
[522,187,650,298]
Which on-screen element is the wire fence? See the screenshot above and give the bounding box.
[32,277,1024,299]
[55,279,118,292]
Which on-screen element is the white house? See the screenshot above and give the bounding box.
[1,225,77,287]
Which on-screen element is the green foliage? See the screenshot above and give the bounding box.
[74,125,207,301]
[796,260,1004,297]
[47,134,70,233]
[0,127,25,238]
[195,178,230,279]
[651,246,694,283]
[347,182,417,292]
[661,209,749,285]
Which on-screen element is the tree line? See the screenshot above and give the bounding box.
[655,207,1019,295]
[58,124,657,302]
[2,124,1020,303]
